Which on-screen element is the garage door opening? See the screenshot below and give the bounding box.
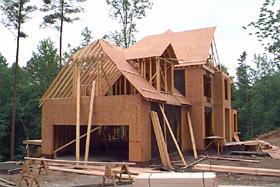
[53,125,129,161]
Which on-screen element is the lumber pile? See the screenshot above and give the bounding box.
[225,139,280,159]
[133,172,216,187]
[0,177,15,187]
[193,163,280,177]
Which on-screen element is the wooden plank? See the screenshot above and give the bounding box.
[206,156,259,163]
[150,111,172,169]
[0,177,15,186]
[54,126,101,154]
[75,63,81,161]
[193,163,280,177]
[159,105,186,166]
[170,65,174,93]
[150,111,167,168]
[156,58,161,91]
[25,157,136,166]
[84,81,96,162]
[187,111,198,159]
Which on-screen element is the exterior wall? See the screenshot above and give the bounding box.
[185,66,205,150]
[184,66,236,149]
[213,70,233,143]
[41,94,151,162]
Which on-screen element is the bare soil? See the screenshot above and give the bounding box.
[1,129,280,187]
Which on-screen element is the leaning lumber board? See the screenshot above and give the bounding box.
[187,111,198,159]
[25,157,135,166]
[150,111,168,168]
[193,164,280,177]
[159,105,186,166]
[206,156,260,163]
[54,126,102,154]
[84,80,96,161]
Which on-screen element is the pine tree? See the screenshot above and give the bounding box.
[0,0,36,160]
[41,0,86,66]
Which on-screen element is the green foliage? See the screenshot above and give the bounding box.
[105,0,152,48]
[0,54,12,160]
[41,0,86,66]
[0,0,37,37]
[63,26,93,62]
[0,39,59,161]
[40,0,86,30]
[233,51,280,140]
[246,0,280,62]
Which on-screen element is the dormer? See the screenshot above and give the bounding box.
[125,42,178,94]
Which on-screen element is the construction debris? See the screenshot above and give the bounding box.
[229,151,270,157]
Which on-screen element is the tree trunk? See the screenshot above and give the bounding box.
[59,0,64,67]
[10,0,23,161]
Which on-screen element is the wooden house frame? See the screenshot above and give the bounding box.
[40,27,238,162]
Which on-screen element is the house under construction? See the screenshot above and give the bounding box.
[40,27,238,162]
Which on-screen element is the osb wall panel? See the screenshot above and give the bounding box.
[181,107,192,151]
[41,94,152,162]
[190,105,204,150]
[185,67,203,103]
[213,106,225,141]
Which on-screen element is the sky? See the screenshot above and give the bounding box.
[0,0,264,76]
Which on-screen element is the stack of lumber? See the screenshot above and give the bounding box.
[0,177,15,187]
[133,172,216,187]
[225,139,280,159]
[224,140,273,151]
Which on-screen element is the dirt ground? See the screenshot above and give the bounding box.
[1,129,280,187]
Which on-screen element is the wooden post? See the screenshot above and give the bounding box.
[160,105,187,166]
[156,58,161,91]
[164,61,168,92]
[75,63,81,161]
[187,111,198,159]
[149,58,152,83]
[171,64,174,94]
[84,81,96,162]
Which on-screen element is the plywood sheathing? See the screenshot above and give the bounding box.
[41,95,152,162]
[125,27,216,65]
[213,70,232,143]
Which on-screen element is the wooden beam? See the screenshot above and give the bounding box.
[206,156,259,163]
[171,64,174,93]
[84,81,96,162]
[149,58,152,83]
[164,61,168,92]
[25,157,135,166]
[193,163,280,177]
[54,126,102,155]
[187,111,198,159]
[75,63,81,161]
[156,58,161,91]
[159,105,187,166]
